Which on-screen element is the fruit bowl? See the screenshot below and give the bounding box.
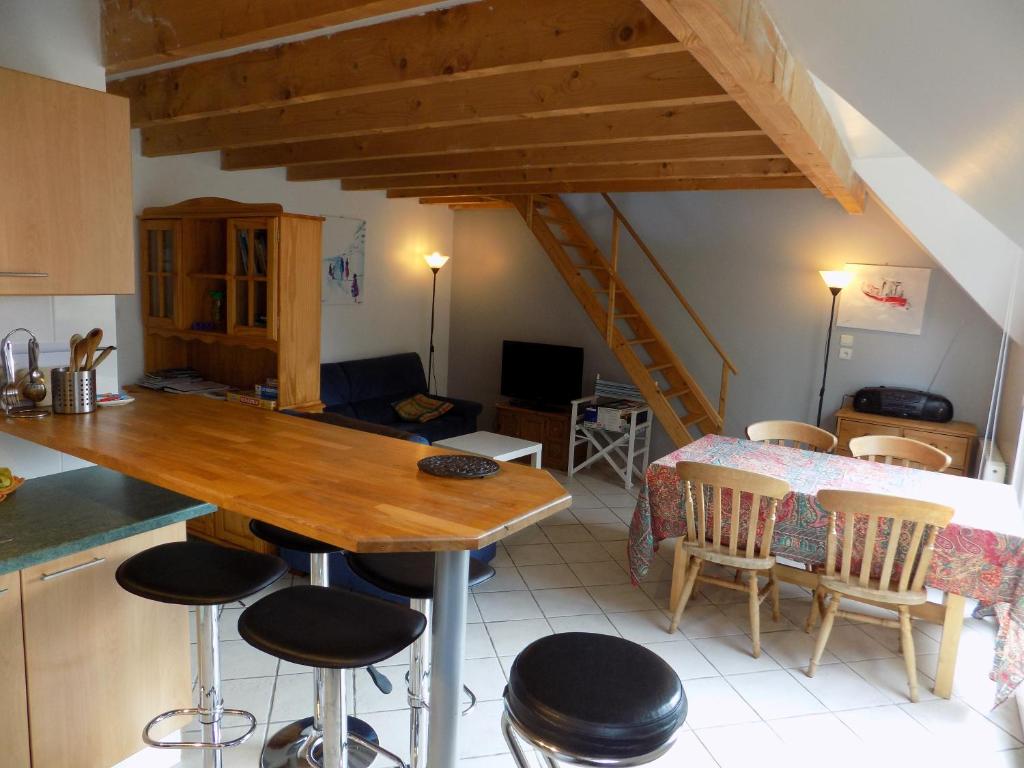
[0,475,24,504]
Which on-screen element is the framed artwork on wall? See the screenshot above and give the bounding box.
[322,216,366,305]
[836,263,932,335]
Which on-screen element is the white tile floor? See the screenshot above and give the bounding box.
[171,466,1024,768]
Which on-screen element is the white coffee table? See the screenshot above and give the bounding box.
[433,430,543,468]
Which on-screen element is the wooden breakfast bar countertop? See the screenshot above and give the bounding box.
[0,389,572,553]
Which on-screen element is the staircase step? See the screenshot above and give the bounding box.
[626,337,656,345]
[662,387,689,398]
[576,265,608,271]
[559,240,592,249]
[682,412,707,426]
[615,313,640,319]
[539,214,569,224]
[647,363,674,372]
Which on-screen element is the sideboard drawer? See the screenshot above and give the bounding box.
[836,419,901,452]
[903,429,969,470]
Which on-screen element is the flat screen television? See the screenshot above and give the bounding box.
[500,340,584,408]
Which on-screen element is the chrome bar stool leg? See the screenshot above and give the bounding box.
[259,551,381,768]
[408,598,431,768]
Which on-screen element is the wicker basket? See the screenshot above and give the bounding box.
[0,475,25,504]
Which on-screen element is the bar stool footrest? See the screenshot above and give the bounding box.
[142,707,257,749]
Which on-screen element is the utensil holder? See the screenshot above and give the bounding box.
[51,367,96,414]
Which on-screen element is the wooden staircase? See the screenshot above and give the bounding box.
[512,193,737,446]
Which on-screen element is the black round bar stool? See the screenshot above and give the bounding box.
[239,584,427,768]
[502,633,687,767]
[115,540,288,768]
[248,520,392,768]
[346,552,495,768]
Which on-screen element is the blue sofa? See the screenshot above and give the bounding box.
[320,352,482,444]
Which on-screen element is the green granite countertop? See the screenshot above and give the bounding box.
[0,466,215,575]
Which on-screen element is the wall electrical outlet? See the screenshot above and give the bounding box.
[839,347,853,360]
[840,334,854,346]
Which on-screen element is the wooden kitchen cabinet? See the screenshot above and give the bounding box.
[0,571,30,768]
[19,524,190,768]
[0,66,133,295]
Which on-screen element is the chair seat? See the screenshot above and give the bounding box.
[347,552,495,599]
[682,541,774,572]
[238,585,426,669]
[506,633,686,760]
[249,519,340,554]
[820,576,928,606]
[115,541,287,606]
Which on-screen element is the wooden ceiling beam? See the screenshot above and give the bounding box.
[222,102,760,169]
[102,0,439,75]
[286,135,783,180]
[386,177,813,196]
[341,158,802,190]
[141,52,725,156]
[110,0,681,126]
[418,195,512,206]
[640,0,865,212]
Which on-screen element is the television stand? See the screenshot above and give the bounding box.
[495,401,580,471]
[507,399,569,414]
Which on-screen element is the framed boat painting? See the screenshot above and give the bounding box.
[836,263,931,335]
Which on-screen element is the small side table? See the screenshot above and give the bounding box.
[434,430,543,468]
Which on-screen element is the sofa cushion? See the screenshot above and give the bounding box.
[320,363,351,407]
[393,394,454,423]
[341,353,427,404]
[350,398,400,425]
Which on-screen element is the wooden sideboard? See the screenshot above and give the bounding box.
[834,407,978,475]
[495,402,578,471]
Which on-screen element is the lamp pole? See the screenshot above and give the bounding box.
[427,266,439,395]
[816,285,842,427]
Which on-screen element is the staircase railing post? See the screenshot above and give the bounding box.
[606,213,620,345]
[719,361,730,421]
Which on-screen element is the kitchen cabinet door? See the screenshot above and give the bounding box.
[0,67,133,295]
[21,525,191,768]
[0,571,30,768]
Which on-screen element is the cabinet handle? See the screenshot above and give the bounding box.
[0,272,48,278]
[41,556,106,581]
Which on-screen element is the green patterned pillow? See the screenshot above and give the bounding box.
[393,394,454,423]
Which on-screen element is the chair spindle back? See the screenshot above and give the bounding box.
[746,420,837,453]
[816,489,953,594]
[676,462,791,560]
[848,435,951,472]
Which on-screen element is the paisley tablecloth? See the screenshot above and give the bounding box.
[627,435,1024,705]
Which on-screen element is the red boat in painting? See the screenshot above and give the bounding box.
[861,279,909,308]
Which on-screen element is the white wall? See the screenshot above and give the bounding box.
[0,0,120,477]
[448,191,1003,462]
[121,142,456,395]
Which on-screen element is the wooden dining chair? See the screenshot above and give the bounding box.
[848,435,952,472]
[746,420,838,453]
[805,489,954,702]
[669,462,791,657]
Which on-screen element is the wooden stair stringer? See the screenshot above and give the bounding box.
[512,195,724,446]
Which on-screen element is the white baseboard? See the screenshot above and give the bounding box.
[111,732,181,768]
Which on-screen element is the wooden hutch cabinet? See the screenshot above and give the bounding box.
[139,198,324,552]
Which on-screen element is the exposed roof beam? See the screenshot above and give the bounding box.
[640,0,865,212]
[110,0,680,126]
[221,103,760,169]
[386,177,813,196]
[418,195,513,206]
[341,158,802,190]
[286,136,783,180]
[141,52,724,155]
[102,0,446,75]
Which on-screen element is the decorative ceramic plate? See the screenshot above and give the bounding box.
[417,455,500,479]
[97,393,136,407]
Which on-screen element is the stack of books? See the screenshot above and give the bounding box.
[225,378,278,410]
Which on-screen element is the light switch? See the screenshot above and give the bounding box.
[840,334,854,347]
[839,347,853,360]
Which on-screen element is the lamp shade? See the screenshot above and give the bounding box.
[819,270,853,291]
[424,252,450,270]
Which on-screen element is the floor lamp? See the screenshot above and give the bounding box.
[424,252,450,394]
[816,270,853,427]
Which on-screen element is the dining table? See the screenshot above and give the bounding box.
[627,434,1024,705]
